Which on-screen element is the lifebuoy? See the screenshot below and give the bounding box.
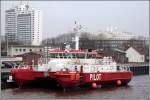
[117,80,121,86]
[92,82,97,89]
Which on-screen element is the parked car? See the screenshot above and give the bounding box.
[2,62,13,68]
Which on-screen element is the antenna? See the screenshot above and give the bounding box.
[46,32,48,65]
[20,0,22,5]
[27,0,29,5]
[11,1,14,8]
[73,21,82,50]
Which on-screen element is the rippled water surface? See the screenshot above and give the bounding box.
[1,75,149,100]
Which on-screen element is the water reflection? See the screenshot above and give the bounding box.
[2,75,149,99]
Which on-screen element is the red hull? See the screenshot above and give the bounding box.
[11,69,133,88]
[55,71,133,88]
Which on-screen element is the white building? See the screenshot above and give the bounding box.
[125,47,145,63]
[94,31,137,40]
[7,45,57,57]
[5,4,42,45]
[111,32,137,40]
[8,45,44,57]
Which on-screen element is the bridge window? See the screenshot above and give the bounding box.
[16,49,18,51]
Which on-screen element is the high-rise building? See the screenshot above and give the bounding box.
[5,8,17,42]
[5,4,42,45]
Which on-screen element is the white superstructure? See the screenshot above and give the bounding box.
[5,4,42,45]
[36,57,117,73]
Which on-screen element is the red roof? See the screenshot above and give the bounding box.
[134,47,145,55]
[68,50,85,53]
[127,47,145,55]
[87,51,98,54]
[48,50,66,53]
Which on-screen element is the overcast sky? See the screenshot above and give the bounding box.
[1,1,149,39]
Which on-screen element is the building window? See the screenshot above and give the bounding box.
[23,49,26,52]
[29,49,32,52]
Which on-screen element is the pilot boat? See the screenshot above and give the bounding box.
[10,49,133,89]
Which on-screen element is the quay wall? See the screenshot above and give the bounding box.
[129,65,149,75]
[117,63,149,75]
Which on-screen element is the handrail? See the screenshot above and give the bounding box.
[12,65,39,69]
[119,66,130,71]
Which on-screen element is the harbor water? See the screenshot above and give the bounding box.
[1,75,149,100]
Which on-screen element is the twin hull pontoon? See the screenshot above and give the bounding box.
[11,50,133,89]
